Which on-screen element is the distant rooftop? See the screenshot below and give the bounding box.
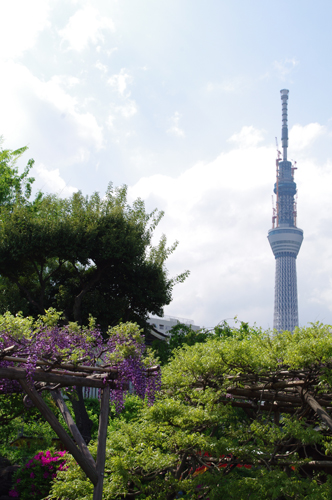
[149,315,195,325]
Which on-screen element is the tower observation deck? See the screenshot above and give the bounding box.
[267,90,303,332]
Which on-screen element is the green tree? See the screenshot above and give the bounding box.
[0,137,35,206]
[51,323,332,499]
[151,320,254,365]
[0,139,43,316]
[0,185,188,330]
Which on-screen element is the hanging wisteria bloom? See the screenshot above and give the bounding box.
[0,309,161,407]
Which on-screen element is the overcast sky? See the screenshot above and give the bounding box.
[1,0,332,330]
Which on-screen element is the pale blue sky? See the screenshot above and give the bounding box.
[1,0,332,329]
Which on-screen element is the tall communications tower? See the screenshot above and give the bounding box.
[268,90,303,332]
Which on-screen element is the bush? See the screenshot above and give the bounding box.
[9,450,67,499]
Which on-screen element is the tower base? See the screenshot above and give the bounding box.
[273,254,299,332]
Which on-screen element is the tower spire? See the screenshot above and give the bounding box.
[267,90,304,332]
[280,89,289,161]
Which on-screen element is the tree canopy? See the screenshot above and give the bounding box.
[0,139,188,330]
[0,183,188,330]
[51,322,332,499]
[0,137,35,206]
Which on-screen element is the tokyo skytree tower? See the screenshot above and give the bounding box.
[267,90,303,332]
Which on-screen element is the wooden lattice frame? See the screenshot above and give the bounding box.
[0,352,159,500]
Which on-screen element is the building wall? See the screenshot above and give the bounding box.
[147,315,200,337]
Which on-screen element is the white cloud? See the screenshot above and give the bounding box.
[59,75,80,88]
[167,112,185,138]
[128,123,332,329]
[0,61,103,152]
[34,73,104,150]
[117,100,138,118]
[289,123,325,151]
[108,69,133,96]
[106,69,137,122]
[273,58,299,80]
[0,62,104,165]
[95,61,108,73]
[35,163,78,198]
[59,5,114,51]
[228,126,265,148]
[74,112,103,149]
[106,115,115,129]
[106,47,118,57]
[128,139,274,327]
[0,1,51,60]
[206,76,246,93]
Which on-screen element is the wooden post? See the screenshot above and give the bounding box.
[19,379,98,486]
[93,386,110,500]
[51,389,96,470]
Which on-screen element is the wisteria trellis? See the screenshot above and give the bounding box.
[0,321,161,500]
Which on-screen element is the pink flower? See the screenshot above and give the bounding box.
[9,490,19,497]
[30,472,35,478]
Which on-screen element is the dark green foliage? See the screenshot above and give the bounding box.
[0,276,31,316]
[0,140,188,330]
[151,323,209,365]
[0,184,188,330]
[0,392,59,466]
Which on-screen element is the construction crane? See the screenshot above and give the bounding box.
[275,137,282,162]
[272,195,277,228]
[274,137,281,227]
[293,190,298,227]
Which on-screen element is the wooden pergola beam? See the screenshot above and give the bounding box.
[297,387,332,432]
[1,354,159,376]
[0,366,111,388]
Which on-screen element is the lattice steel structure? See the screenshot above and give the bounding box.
[268,90,303,332]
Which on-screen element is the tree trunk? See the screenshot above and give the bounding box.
[12,278,45,315]
[67,386,93,444]
[73,266,104,324]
